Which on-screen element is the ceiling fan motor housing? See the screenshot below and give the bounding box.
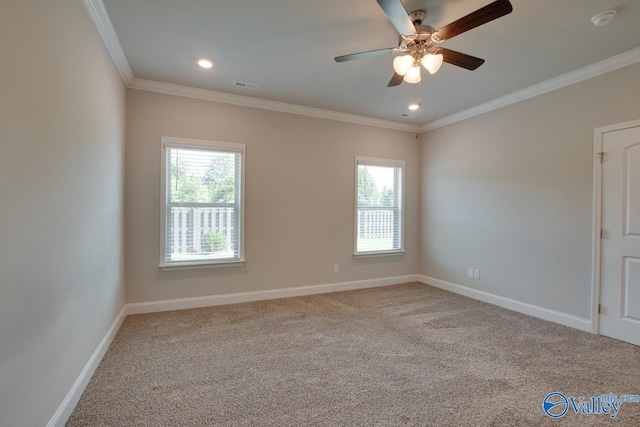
[398,24,437,55]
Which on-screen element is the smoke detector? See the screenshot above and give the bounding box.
[591,10,617,27]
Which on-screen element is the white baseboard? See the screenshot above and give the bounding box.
[126,275,420,315]
[47,305,127,427]
[417,275,592,332]
[46,274,593,426]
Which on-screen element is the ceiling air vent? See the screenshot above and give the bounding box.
[233,80,259,90]
[399,113,415,118]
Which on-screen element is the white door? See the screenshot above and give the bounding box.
[600,124,640,346]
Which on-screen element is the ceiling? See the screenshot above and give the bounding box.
[101,0,640,126]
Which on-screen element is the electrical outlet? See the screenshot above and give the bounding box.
[467,268,474,278]
[333,264,340,273]
[473,269,480,279]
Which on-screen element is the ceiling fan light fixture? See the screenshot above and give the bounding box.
[393,55,413,76]
[408,103,420,111]
[403,65,421,84]
[422,53,443,74]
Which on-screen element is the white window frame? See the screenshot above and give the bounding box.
[354,156,405,257]
[159,136,246,270]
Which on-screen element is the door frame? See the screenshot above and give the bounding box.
[591,118,640,334]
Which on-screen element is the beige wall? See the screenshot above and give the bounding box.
[0,1,126,425]
[125,90,420,303]
[420,63,640,319]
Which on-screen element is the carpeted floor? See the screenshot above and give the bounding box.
[68,283,640,426]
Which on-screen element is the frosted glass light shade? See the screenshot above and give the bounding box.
[392,55,413,76]
[422,53,443,74]
[403,66,421,83]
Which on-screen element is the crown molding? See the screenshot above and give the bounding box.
[419,47,640,133]
[128,78,421,133]
[83,0,639,135]
[82,0,134,84]
[81,0,418,133]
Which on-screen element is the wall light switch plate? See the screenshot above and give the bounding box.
[467,268,474,278]
[333,264,340,273]
[473,269,480,279]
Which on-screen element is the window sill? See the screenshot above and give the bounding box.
[353,250,405,258]
[159,259,246,271]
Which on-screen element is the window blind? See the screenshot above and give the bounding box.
[162,140,244,266]
[356,159,404,254]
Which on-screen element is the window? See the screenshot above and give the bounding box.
[160,137,245,269]
[355,157,404,255]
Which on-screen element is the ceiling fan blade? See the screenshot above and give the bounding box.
[376,0,417,36]
[387,72,404,87]
[439,48,485,70]
[334,48,397,63]
[435,0,513,42]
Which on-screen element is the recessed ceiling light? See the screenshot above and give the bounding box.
[408,104,420,111]
[198,59,213,69]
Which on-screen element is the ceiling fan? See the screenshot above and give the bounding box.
[335,0,513,86]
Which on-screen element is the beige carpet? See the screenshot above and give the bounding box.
[68,283,640,426]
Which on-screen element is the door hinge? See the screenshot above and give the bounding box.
[600,228,603,239]
[598,304,602,314]
[599,152,604,163]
